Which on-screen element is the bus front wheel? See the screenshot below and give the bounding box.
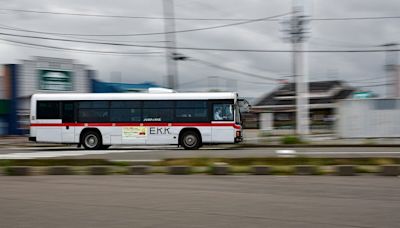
[82,131,102,150]
[181,131,201,150]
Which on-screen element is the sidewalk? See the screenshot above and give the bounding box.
[1,131,400,148]
[0,136,64,148]
[243,129,400,146]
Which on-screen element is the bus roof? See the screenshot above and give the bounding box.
[31,92,237,101]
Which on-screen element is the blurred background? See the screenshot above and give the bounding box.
[1,0,400,139]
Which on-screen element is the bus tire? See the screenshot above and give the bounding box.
[82,130,103,150]
[181,131,201,150]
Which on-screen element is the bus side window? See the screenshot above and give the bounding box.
[37,101,60,119]
[62,102,75,123]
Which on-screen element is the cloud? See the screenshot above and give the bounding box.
[0,0,399,98]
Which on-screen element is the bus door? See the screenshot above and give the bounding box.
[211,101,235,143]
[35,101,62,143]
[61,101,75,143]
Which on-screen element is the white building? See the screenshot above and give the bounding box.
[338,98,400,138]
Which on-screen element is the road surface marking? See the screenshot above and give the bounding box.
[276,149,297,157]
[0,150,153,159]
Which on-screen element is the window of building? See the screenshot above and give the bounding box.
[374,99,397,110]
[213,104,233,121]
[37,101,60,119]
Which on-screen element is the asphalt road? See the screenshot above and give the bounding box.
[0,175,399,228]
[1,146,400,160]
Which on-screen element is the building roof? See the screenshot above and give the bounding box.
[92,79,160,93]
[254,80,355,107]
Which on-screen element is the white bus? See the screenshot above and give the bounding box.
[29,91,242,149]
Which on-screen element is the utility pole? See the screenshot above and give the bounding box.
[282,1,310,135]
[383,43,399,97]
[163,0,179,89]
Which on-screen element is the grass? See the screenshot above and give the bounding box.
[355,165,379,174]
[152,157,400,167]
[0,159,129,167]
[0,158,399,176]
[270,166,294,175]
[280,135,305,145]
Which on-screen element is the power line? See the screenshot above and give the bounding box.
[312,16,400,21]
[0,37,163,56]
[0,12,290,37]
[1,31,400,53]
[356,83,390,88]
[0,8,285,22]
[0,24,169,43]
[348,76,386,83]
[310,37,379,49]
[178,78,207,87]
[190,58,279,81]
[2,8,400,22]
[215,75,276,85]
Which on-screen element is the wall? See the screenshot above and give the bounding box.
[3,57,92,135]
[338,99,400,138]
[18,57,90,111]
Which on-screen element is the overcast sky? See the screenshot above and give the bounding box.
[0,0,399,98]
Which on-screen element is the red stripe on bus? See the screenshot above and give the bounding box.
[30,123,241,129]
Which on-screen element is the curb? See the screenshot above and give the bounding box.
[168,166,191,175]
[252,165,271,175]
[0,164,399,176]
[294,165,318,175]
[380,165,400,176]
[4,166,32,176]
[88,166,111,175]
[128,165,150,175]
[335,165,355,176]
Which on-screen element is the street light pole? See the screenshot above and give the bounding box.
[292,6,310,135]
[163,0,179,90]
[283,2,310,135]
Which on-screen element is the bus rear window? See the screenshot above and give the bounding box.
[37,101,60,119]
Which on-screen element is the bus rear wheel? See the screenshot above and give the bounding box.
[181,131,201,150]
[82,131,102,150]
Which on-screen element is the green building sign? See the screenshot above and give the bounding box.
[39,70,73,91]
[353,91,373,99]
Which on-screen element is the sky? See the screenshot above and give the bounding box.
[0,0,399,98]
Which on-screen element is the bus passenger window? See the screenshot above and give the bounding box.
[213,104,233,121]
[37,101,60,119]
